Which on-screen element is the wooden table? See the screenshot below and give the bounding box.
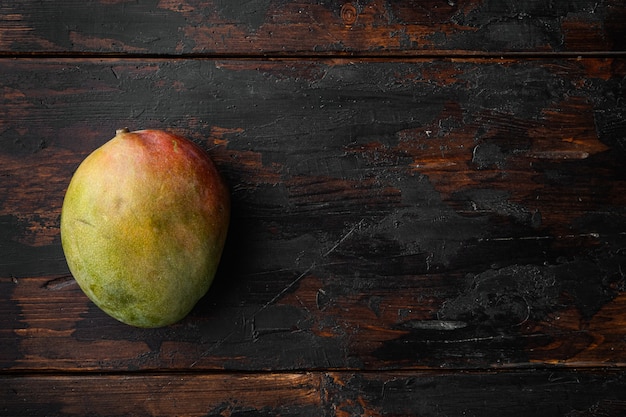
[2,1,625,415]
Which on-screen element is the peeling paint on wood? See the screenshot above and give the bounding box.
[1,57,624,374]
[1,1,626,415]
[0,0,624,55]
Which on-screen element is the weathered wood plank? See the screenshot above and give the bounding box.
[2,370,626,416]
[1,372,322,417]
[322,370,626,417]
[1,58,625,372]
[1,0,624,56]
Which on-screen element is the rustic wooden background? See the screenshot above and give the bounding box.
[1,1,626,416]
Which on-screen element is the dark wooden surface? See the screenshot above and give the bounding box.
[1,1,626,416]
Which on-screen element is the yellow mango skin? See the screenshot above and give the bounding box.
[60,129,230,328]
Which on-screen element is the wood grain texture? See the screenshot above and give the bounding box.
[2,2,626,414]
[0,0,624,56]
[2,372,322,416]
[2,370,626,416]
[1,58,624,372]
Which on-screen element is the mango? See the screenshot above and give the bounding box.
[60,129,230,327]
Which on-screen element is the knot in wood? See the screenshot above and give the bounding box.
[341,3,358,26]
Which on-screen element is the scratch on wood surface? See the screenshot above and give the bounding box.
[256,218,366,315]
[477,232,600,242]
[323,219,364,257]
[191,266,316,366]
[191,219,367,367]
[258,264,317,315]
[400,320,468,330]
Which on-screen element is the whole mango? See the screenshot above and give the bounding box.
[61,128,230,328]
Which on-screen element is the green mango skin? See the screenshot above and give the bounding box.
[61,129,230,328]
